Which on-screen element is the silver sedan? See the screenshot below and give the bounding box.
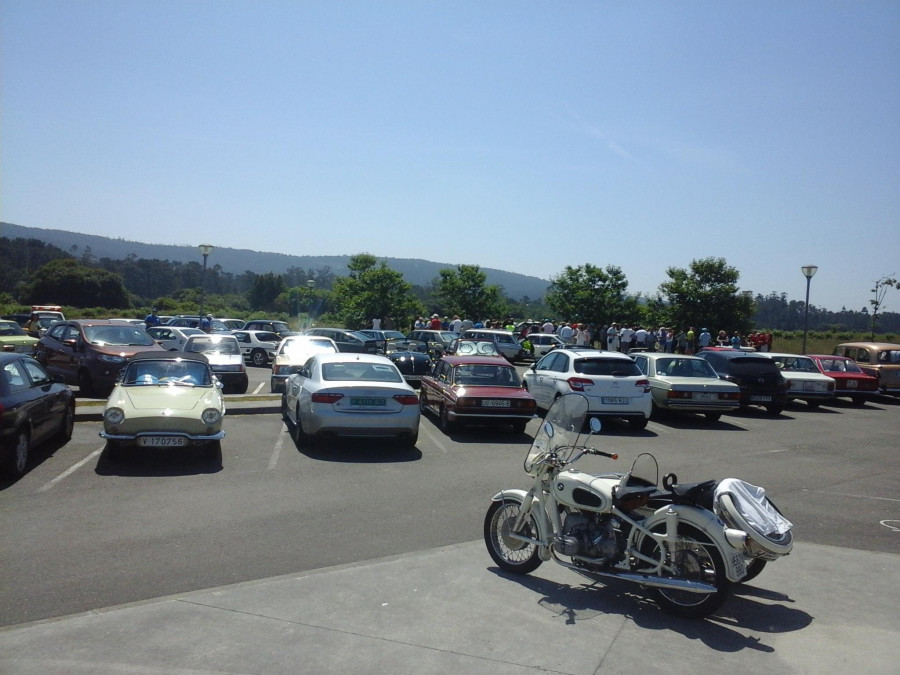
[631,352,741,422]
[282,353,420,447]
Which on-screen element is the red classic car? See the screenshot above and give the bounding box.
[419,355,537,434]
[808,355,879,405]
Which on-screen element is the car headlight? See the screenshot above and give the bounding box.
[202,408,222,425]
[105,407,125,425]
[100,354,127,364]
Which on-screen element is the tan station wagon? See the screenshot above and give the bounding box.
[832,342,900,396]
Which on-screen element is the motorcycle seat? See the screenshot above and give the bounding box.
[649,480,717,509]
[613,485,656,511]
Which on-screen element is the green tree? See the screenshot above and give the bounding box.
[433,264,505,321]
[21,258,130,308]
[247,272,287,312]
[658,257,753,334]
[869,275,899,339]
[331,254,421,330]
[545,264,634,326]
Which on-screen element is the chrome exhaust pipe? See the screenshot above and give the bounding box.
[561,560,717,595]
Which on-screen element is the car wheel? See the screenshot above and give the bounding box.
[418,390,429,414]
[251,350,267,367]
[704,412,722,422]
[807,400,821,409]
[765,404,784,416]
[3,429,30,478]
[77,370,94,398]
[57,400,76,442]
[401,431,418,447]
[851,396,866,406]
[235,380,249,395]
[292,406,310,447]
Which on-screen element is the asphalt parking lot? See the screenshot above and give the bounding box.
[1,367,898,673]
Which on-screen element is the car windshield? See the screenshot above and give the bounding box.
[186,337,241,355]
[84,325,156,346]
[655,357,718,378]
[772,356,818,372]
[386,340,427,353]
[0,322,28,337]
[453,363,520,386]
[123,359,211,386]
[574,358,641,377]
[819,358,863,374]
[322,362,403,383]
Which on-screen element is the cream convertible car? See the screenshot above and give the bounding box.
[99,352,226,460]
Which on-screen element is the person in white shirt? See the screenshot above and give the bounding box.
[449,315,463,332]
[607,323,620,351]
[542,320,555,334]
[371,318,381,330]
[619,325,635,352]
[559,323,574,343]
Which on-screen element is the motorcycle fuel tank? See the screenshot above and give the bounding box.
[552,469,619,512]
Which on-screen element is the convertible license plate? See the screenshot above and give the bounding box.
[601,397,629,405]
[138,436,186,447]
[481,399,511,407]
[693,392,718,401]
[350,398,386,407]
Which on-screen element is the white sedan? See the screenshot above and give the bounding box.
[146,325,204,351]
[270,335,339,393]
[761,352,836,408]
[282,353,420,447]
[631,352,741,422]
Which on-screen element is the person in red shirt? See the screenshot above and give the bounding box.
[429,314,442,330]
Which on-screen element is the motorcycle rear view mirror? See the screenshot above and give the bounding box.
[589,417,602,434]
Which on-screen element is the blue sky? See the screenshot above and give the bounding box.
[2,1,899,313]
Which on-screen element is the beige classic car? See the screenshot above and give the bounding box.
[99,351,225,460]
[832,342,900,395]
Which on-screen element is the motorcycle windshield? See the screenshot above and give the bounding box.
[524,393,589,475]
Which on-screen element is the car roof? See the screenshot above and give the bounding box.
[637,352,705,360]
[835,341,900,349]
[0,352,38,364]
[439,355,517,366]
[698,350,767,360]
[562,348,631,359]
[462,328,513,335]
[185,333,239,343]
[128,351,209,364]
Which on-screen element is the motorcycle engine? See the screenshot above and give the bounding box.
[554,513,619,560]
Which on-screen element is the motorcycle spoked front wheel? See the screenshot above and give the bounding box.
[638,524,731,619]
[484,499,543,574]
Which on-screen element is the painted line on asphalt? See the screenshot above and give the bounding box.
[252,382,265,395]
[806,489,900,503]
[268,426,287,470]
[38,446,104,493]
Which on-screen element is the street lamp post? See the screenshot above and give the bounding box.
[801,265,818,354]
[198,244,214,317]
[305,279,316,330]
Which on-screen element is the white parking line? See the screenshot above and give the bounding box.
[38,446,105,493]
[252,382,265,395]
[268,427,287,470]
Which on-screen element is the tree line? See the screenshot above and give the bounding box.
[1,236,897,336]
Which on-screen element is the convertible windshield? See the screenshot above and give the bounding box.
[123,359,211,386]
[84,325,156,346]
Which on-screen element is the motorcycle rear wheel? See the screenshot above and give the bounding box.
[639,524,730,619]
[484,499,543,574]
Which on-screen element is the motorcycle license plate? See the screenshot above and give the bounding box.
[731,553,747,579]
[601,397,629,405]
[749,395,772,402]
[138,436,186,447]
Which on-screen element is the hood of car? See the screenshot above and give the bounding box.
[112,385,220,411]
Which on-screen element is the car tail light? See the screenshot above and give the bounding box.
[517,398,537,412]
[393,394,419,405]
[312,392,344,403]
[666,390,692,400]
[566,377,594,391]
[635,378,650,393]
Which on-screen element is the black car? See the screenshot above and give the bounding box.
[383,339,432,387]
[304,328,378,354]
[358,329,408,353]
[695,349,790,415]
[242,320,296,339]
[406,330,460,358]
[1,353,76,478]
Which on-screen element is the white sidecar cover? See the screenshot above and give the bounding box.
[715,478,794,536]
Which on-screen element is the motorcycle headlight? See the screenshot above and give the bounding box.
[105,407,125,425]
[201,408,222,425]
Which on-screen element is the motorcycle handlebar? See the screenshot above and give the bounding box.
[587,448,618,460]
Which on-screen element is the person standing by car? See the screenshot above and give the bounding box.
[619,325,634,352]
[607,323,620,351]
[698,328,712,352]
[200,314,213,333]
[731,331,743,349]
[144,308,161,327]
[429,314,442,330]
[686,326,696,355]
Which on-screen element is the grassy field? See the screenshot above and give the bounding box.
[759,331,897,355]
